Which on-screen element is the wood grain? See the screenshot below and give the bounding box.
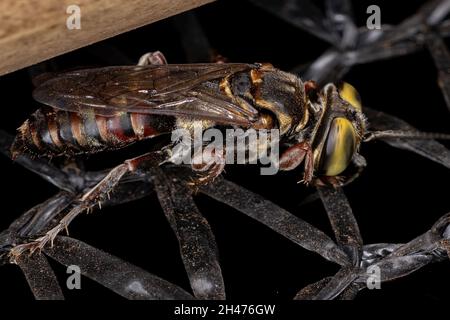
[0,0,214,76]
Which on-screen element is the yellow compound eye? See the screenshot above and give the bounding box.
[320,117,357,176]
[339,82,362,111]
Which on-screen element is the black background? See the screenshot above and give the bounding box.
[0,0,449,301]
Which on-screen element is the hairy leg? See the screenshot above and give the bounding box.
[279,142,314,184]
[137,51,168,66]
[190,147,226,187]
[9,151,168,258]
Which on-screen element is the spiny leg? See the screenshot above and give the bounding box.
[279,141,314,184]
[303,145,314,183]
[137,51,167,66]
[9,164,129,258]
[9,151,169,257]
[189,147,226,187]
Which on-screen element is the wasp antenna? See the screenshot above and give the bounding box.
[364,130,450,142]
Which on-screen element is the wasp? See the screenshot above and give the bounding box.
[12,52,367,186]
[12,51,438,254]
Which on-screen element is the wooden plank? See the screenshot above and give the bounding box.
[0,0,214,76]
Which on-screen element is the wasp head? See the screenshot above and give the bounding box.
[310,82,367,179]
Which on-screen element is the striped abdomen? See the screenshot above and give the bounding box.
[11,107,175,158]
